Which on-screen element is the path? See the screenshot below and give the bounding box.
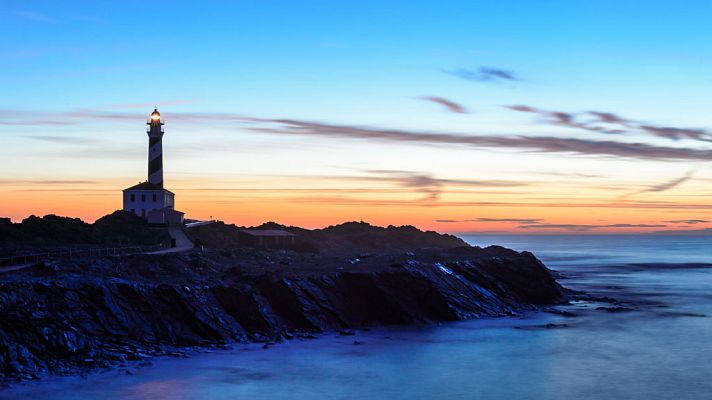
[184,220,218,229]
[0,263,32,274]
[1,226,196,270]
[146,226,194,254]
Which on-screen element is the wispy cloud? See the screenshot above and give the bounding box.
[247,118,712,161]
[32,146,143,159]
[420,96,468,113]
[108,100,194,109]
[664,219,710,225]
[445,67,519,82]
[435,217,544,224]
[641,171,695,193]
[0,179,99,185]
[13,10,55,22]
[626,170,696,197]
[532,171,604,179]
[508,105,712,142]
[24,135,98,144]
[349,170,526,202]
[5,108,712,161]
[193,192,712,210]
[436,217,675,231]
[518,223,668,232]
[652,228,712,236]
[637,125,711,141]
[471,217,544,224]
[507,105,626,134]
[1,120,77,126]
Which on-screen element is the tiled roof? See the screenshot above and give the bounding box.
[123,181,173,193]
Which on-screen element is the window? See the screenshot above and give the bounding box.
[131,209,135,214]
[152,194,157,202]
[141,209,145,217]
[141,194,146,202]
[130,194,135,202]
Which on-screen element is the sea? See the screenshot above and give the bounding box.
[3,235,712,400]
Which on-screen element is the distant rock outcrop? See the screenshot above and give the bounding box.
[188,220,468,256]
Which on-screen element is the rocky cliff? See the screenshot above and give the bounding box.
[0,246,562,381]
[0,217,564,381]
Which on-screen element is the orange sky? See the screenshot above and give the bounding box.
[2,164,710,234]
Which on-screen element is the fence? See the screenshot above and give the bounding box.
[0,243,170,268]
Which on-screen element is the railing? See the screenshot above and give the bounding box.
[185,219,218,229]
[0,243,170,268]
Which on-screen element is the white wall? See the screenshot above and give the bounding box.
[122,190,175,218]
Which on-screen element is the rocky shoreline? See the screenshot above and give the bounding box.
[0,244,564,383]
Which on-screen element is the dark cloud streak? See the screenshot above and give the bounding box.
[24,135,98,144]
[248,118,712,161]
[626,170,696,197]
[5,108,712,161]
[518,223,668,232]
[664,219,709,225]
[471,218,544,224]
[509,105,712,142]
[445,67,518,82]
[420,97,468,113]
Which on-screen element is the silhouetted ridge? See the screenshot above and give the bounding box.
[188,220,468,256]
[0,210,170,249]
[93,210,171,245]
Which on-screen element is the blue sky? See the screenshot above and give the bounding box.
[3,0,712,121]
[1,1,712,232]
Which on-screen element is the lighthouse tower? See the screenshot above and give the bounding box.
[122,108,184,225]
[147,108,164,187]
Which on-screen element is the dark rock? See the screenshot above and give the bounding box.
[297,333,318,340]
[0,211,170,250]
[0,232,564,382]
[596,306,634,313]
[546,323,568,329]
[34,260,61,272]
[544,308,578,318]
[516,323,569,330]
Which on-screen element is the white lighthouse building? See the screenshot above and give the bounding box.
[122,108,184,225]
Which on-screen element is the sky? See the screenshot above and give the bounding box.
[1,0,712,234]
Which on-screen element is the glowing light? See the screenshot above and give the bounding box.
[150,112,161,121]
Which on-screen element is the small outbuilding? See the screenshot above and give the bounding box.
[238,229,296,248]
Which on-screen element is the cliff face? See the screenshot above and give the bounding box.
[0,246,562,380]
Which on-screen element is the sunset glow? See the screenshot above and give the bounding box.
[2,1,711,234]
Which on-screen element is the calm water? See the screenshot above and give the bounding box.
[3,235,712,400]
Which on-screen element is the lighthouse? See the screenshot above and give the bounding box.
[147,108,164,187]
[122,108,184,225]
